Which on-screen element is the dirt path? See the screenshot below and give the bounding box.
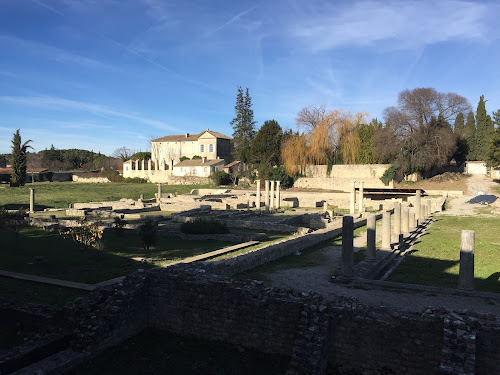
[440,174,499,216]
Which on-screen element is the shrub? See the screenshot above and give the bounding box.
[380,164,398,186]
[61,219,103,250]
[180,219,229,234]
[100,169,122,182]
[179,156,190,162]
[113,217,127,232]
[268,165,294,189]
[210,170,232,185]
[139,219,157,250]
[123,177,148,183]
[191,155,202,160]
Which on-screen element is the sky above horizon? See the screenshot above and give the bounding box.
[1,0,499,156]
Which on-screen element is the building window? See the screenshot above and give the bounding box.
[209,144,214,153]
[200,144,205,153]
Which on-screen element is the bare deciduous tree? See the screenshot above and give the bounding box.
[296,104,326,132]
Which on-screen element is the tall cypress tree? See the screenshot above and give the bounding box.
[475,95,495,161]
[10,129,33,186]
[230,86,256,163]
[454,112,465,136]
[464,110,476,160]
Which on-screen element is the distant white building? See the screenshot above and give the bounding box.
[123,129,234,182]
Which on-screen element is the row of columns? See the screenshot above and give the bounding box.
[341,214,476,290]
[349,181,365,215]
[255,180,280,212]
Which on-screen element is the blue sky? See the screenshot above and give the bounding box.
[0,0,499,156]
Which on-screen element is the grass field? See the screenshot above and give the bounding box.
[0,227,231,284]
[389,215,500,293]
[70,329,289,375]
[0,182,212,209]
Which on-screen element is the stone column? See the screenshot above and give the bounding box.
[366,213,377,261]
[264,180,270,212]
[350,182,356,215]
[409,211,416,231]
[402,207,409,234]
[141,159,145,171]
[157,183,162,204]
[427,199,432,216]
[139,194,144,201]
[416,190,422,224]
[341,216,354,279]
[458,230,475,290]
[147,159,152,171]
[382,210,391,250]
[323,201,328,213]
[29,188,35,213]
[393,202,401,236]
[270,181,275,211]
[256,180,261,210]
[276,181,281,209]
[358,181,364,213]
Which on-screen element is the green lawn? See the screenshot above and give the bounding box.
[70,329,289,375]
[389,216,500,293]
[0,227,231,284]
[0,182,212,210]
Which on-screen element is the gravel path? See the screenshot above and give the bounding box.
[441,174,499,216]
[256,176,500,316]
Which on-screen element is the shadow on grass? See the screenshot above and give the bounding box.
[1,204,51,210]
[389,254,500,293]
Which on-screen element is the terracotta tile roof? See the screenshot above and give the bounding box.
[224,161,241,168]
[173,159,225,167]
[0,168,47,174]
[152,130,232,142]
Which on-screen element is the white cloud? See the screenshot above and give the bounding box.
[0,95,180,132]
[289,0,488,52]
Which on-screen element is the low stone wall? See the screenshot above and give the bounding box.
[304,164,391,178]
[294,176,392,191]
[202,216,370,277]
[72,175,109,183]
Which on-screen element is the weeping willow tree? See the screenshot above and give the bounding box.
[282,109,367,176]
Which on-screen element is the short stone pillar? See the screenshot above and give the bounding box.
[393,202,401,236]
[341,216,354,279]
[416,190,422,224]
[264,180,270,212]
[358,181,364,213]
[402,207,409,234]
[458,230,475,290]
[276,181,281,209]
[246,193,250,210]
[366,213,377,261]
[139,194,144,201]
[382,210,391,250]
[270,180,275,211]
[427,199,432,216]
[157,183,162,204]
[323,201,328,213]
[409,211,416,231]
[29,188,35,213]
[350,182,356,215]
[255,180,261,210]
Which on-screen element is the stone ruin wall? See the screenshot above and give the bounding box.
[16,266,499,375]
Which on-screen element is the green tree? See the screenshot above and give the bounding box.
[464,111,476,160]
[251,120,283,167]
[11,129,33,186]
[475,95,495,161]
[230,86,256,163]
[485,126,500,168]
[454,112,465,136]
[492,109,500,128]
[353,118,382,164]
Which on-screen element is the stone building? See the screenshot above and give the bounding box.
[122,129,234,182]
